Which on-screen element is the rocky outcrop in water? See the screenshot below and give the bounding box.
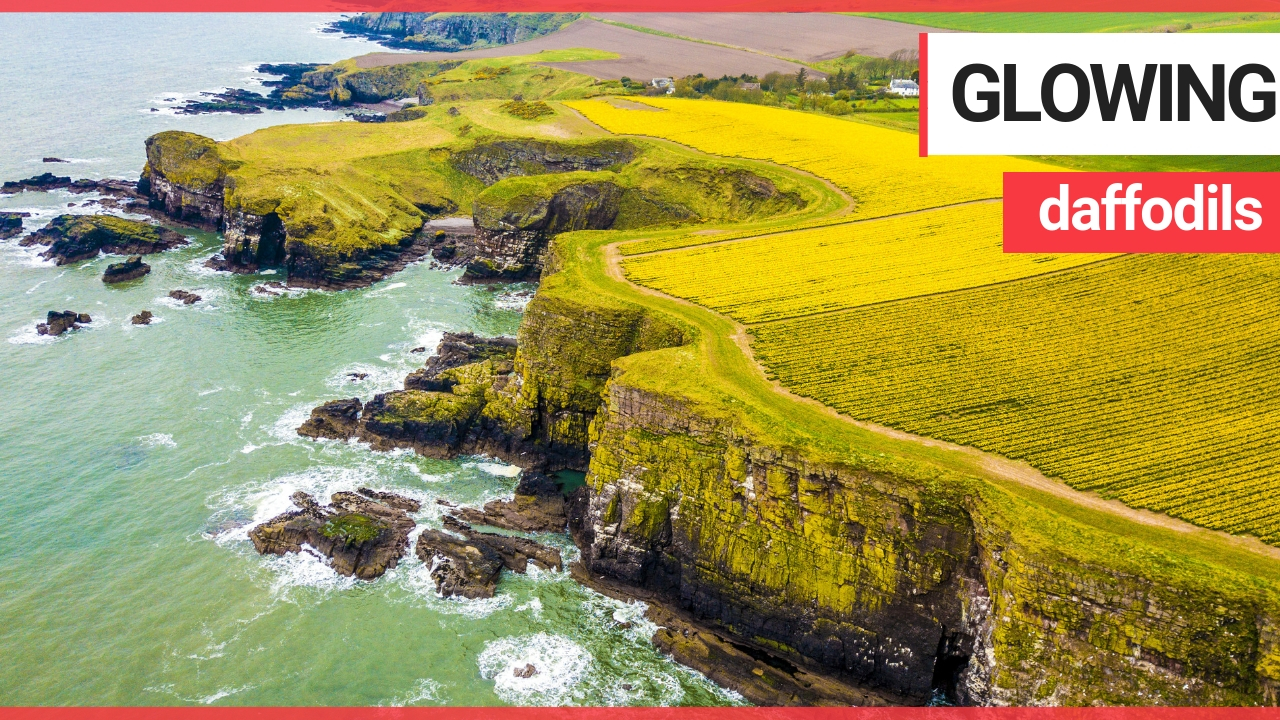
[36,310,91,336]
[451,471,567,533]
[1,173,142,199]
[102,256,150,284]
[404,332,517,391]
[20,215,187,265]
[249,488,419,579]
[168,289,202,305]
[0,212,28,240]
[298,397,364,440]
[131,311,153,325]
[415,515,562,598]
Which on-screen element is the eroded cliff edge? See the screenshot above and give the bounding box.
[299,228,1280,706]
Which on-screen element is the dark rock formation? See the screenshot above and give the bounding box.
[0,211,28,240]
[297,397,364,440]
[43,157,68,163]
[172,64,332,115]
[141,131,227,230]
[168,289,201,305]
[450,139,636,185]
[404,332,517,391]
[249,488,419,579]
[452,472,567,532]
[514,663,538,678]
[20,215,187,265]
[131,310,153,325]
[2,172,71,193]
[102,256,150,284]
[1,174,141,198]
[36,310,91,336]
[330,12,580,52]
[466,181,623,281]
[414,515,562,598]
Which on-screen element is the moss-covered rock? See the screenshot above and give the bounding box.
[20,214,188,265]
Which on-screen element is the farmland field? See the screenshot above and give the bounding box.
[750,253,1280,544]
[575,93,1280,546]
[861,12,1280,33]
[569,98,1051,221]
[623,203,1115,323]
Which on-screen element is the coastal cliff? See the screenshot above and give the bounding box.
[139,127,805,289]
[311,227,1280,706]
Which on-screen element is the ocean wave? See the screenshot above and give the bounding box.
[469,461,522,478]
[138,433,178,449]
[7,322,56,345]
[494,289,535,312]
[382,678,446,707]
[477,633,594,706]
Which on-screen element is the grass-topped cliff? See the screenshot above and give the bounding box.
[140,92,821,287]
[283,49,617,107]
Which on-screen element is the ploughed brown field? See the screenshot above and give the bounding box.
[355,17,818,80]
[594,12,945,61]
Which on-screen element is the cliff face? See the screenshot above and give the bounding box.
[578,375,1280,704]
[483,239,1280,706]
[141,131,228,230]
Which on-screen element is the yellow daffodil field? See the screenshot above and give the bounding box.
[573,96,1280,544]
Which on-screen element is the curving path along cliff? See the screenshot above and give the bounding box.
[602,239,1280,566]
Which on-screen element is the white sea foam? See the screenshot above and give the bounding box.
[471,461,522,478]
[515,597,544,618]
[198,684,255,704]
[397,558,514,617]
[383,678,446,707]
[7,322,56,345]
[139,433,178,449]
[477,633,594,706]
[494,289,535,312]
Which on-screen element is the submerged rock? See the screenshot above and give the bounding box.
[414,516,562,598]
[36,310,90,336]
[0,211,29,240]
[131,310,153,325]
[514,664,538,678]
[451,472,567,533]
[297,397,363,440]
[102,256,150,284]
[248,488,418,579]
[168,289,201,305]
[21,214,187,265]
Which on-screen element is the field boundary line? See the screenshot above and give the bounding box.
[622,197,1002,258]
[738,253,1126,326]
[600,240,1280,566]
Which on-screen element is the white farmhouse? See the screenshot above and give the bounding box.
[887,78,920,97]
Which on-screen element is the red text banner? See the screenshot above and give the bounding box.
[1003,172,1280,253]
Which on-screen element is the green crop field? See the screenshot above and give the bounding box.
[750,253,1280,544]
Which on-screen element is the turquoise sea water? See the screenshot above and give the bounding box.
[0,14,737,707]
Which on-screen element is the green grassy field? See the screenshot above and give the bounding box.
[862,12,1280,33]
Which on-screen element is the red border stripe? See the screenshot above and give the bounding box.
[5,1,1280,11]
